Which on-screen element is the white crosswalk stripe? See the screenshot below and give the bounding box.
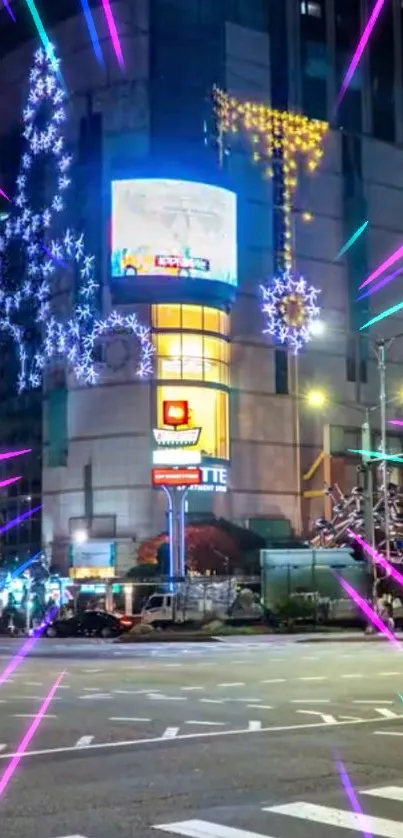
[154,784,403,838]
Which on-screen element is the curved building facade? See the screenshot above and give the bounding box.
[1,1,403,576]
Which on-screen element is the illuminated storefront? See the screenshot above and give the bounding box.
[153,304,230,465]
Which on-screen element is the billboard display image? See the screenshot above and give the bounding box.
[111,179,237,286]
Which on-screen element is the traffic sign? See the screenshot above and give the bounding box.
[152,467,202,487]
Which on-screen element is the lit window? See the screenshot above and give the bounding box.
[300,1,322,17]
[181,305,203,330]
[155,332,229,385]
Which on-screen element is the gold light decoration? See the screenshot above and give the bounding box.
[213,88,328,271]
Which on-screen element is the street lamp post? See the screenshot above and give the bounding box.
[377,340,391,562]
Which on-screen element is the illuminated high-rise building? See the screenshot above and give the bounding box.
[0,1,402,576]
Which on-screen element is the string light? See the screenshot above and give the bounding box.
[260,270,321,354]
[0,46,153,391]
[213,89,328,270]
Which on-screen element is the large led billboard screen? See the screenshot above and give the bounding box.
[111,179,237,288]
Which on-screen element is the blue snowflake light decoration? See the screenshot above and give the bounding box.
[261,270,321,354]
[0,46,153,392]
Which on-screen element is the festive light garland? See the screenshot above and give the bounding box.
[261,270,321,354]
[0,46,153,391]
[213,88,328,271]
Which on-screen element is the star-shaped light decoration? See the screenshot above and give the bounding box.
[260,270,321,354]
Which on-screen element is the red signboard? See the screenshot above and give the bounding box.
[163,400,189,427]
[152,468,202,487]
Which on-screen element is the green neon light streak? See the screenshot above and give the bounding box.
[23,0,64,82]
[359,299,403,331]
[348,448,403,463]
[335,220,369,261]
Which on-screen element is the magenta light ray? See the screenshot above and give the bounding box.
[356,268,403,301]
[389,420,403,427]
[359,243,403,291]
[336,0,387,110]
[0,605,60,687]
[336,757,373,838]
[0,505,41,537]
[349,530,403,588]
[0,671,65,796]
[0,448,31,462]
[335,573,401,649]
[0,186,10,203]
[0,476,21,490]
[101,0,124,69]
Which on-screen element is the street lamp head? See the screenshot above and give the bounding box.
[306,389,327,408]
[309,319,326,337]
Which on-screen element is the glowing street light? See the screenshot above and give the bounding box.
[72,529,88,545]
[309,319,326,337]
[306,389,327,409]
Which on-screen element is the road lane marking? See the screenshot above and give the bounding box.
[155,820,273,838]
[109,717,151,723]
[260,679,286,684]
[24,681,43,687]
[180,687,204,691]
[264,801,403,837]
[341,673,364,679]
[354,700,395,704]
[375,708,398,718]
[290,699,331,704]
[75,736,94,747]
[148,694,187,701]
[247,704,273,710]
[0,711,401,761]
[297,710,338,724]
[82,687,100,692]
[199,699,224,704]
[185,721,225,726]
[162,727,179,739]
[218,683,245,687]
[374,731,403,736]
[114,690,157,696]
[298,676,327,681]
[380,671,401,676]
[248,721,262,731]
[362,786,403,801]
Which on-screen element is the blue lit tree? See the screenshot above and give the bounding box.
[0,46,153,393]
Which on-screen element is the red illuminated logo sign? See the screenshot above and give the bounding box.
[163,400,189,427]
[152,468,202,487]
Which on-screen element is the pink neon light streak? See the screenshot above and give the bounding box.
[336,0,387,110]
[359,243,403,290]
[0,448,31,462]
[0,671,65,796]
[0,476,21,490]
[101,0,124,69]
[336,757,373,838]
[349,530,403,588]
[0,605,59,687]
[0,185,10,202]
[389,420,403,427]
[335,573,401,649]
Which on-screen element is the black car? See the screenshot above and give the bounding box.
[44,610,134,638]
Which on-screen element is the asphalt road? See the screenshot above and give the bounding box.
[0,637,402,837]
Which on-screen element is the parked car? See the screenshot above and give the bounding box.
[44,610,135,638]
